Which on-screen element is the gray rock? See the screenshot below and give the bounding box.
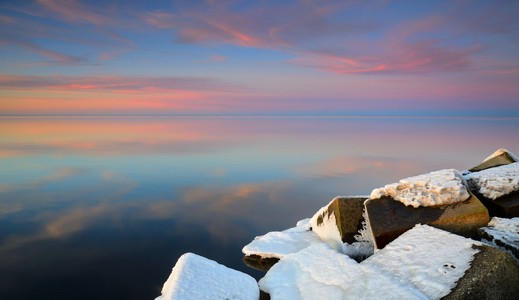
[442,245,519,300]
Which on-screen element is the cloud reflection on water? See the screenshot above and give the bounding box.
[0,116,518,299]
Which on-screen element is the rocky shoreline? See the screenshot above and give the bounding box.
[155,148,519,300]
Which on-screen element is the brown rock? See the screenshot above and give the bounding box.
[242,255,279,272]
[442,245,519,300]
[311,196,367,244]
[470,189,519,218]
[365,193,489,249]
[468,148,518,173]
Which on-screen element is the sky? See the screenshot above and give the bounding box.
[0,0,518,116]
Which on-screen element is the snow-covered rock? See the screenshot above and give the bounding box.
[464,162,519,217]
[370,169,470,208]
[479,217,519,264]
[242,219,322,259]
[464,162,519,200]
[365,191,488,249]
[309,196,373,259]
[259,225,484,300]
[468,148,519,173]
[156,253,259,300]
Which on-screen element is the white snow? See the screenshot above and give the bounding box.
[370,169,470,208]
[464,162,519,200]
[480,217,519,264]
[365,224,481,299]
[156,253,259,300]
[242,219,323,259]
[259,225,481,300]
[259,243,427,300]
[482,148,519,163]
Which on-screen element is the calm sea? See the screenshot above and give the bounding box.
[1,116,518,299]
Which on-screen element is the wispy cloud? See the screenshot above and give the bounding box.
[0,1,135,65]
[35,0,118,26]
[141,0,517,75]
[0,74,242,93]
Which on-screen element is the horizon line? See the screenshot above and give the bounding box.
[1,114,518,119]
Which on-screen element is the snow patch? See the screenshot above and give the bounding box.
[370,169,470,208]
[259,225,481,300]
[464,162,519,200]
[365,224,481,299]
[156,253,258,300]
[242,219,323,259]
[259,243,427,300]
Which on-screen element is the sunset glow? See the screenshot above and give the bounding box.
[1,0,518,116]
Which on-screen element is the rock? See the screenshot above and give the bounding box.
[308,196,374,260]
[370,169,470,208]
[309,196,367,247]
[442,245,519,300]
[464,163,519,217]
[260,225,510,300]
[468,148,518,173]
[478,217,519,264]
[365,192,489,249]
[156,253,259,300]
[243,255,280,272]
[242,218,321,260]
[473,190,519,218]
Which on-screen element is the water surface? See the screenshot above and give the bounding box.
[1,116,518,299]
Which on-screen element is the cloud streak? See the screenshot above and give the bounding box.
[141,0,517,75]
[0,74,243,93]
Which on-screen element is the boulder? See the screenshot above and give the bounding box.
[365,193,489,249]
[156,253,259,300]
[478,217,519,264]
[442,245,519,300]
[259,225,519,300]
[242,218,322,270]
[468,148,518,173]
[464,163,519,217]
[309,196,373,258]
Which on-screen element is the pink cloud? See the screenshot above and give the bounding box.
[0,74,243,93]
[36,0,115,25]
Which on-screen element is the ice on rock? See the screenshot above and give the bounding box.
[464,162,519,200]
[260,225,482,300]
[308,197,374,259]
[242,219,323,259]
[156,253,258,300]
[370,169,470,208]
[479,217,519,264]
[309,204,344,252]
